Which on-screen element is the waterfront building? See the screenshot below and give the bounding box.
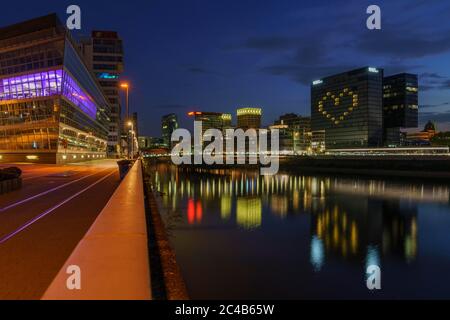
[188,111,232,134]
[269,124,292,154]
[383,73,419,146]
[79,31,124,157]
[236,107,262,129]
[161,113,179,148]
[0,14,110,163]
[311,67,384,149]
[311,130,326,153]
[406,121,436,145]
[274,113,311,153]
[138,136,165,150]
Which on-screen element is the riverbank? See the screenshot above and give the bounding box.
[142,161,189,300]
[162,155,450,179]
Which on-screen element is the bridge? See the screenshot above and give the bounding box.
[0,159,187,300]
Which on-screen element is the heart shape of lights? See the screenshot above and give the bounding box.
[317,88,358,125]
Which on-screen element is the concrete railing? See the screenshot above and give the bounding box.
[42,160,151,300]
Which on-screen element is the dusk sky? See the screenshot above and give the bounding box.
[2,0,450,136]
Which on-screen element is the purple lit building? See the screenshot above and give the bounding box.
[0,14,110,163]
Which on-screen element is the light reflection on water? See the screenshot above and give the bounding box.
[146,162,450,299]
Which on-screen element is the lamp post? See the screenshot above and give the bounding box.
[120,83,130,159]
[127,120,134,159]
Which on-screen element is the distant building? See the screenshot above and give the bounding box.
[188,111,231,134]
[161,113,179,148]
[79,30,124,157]
[138,136,165,150]
[406,121,436,145]
[121,112,138,157]
[383,73,418,146]
[0,14,109,163]
[311,67,384,149]
[274,113,311,153]
[311,130,326,153]
[237,107,262,129]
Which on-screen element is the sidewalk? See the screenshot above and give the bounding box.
[42,160,151,300]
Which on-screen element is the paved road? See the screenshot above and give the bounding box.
[0,160,120,299]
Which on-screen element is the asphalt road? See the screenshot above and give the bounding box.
[0,160,120,299]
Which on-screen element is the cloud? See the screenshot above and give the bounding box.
[419,72,450,91]
[420,102,450,108]
[440,79,450,89]
[420,110,450,123]
[421,72,446,79]
[356,27,450,59]
[260,65,357,86]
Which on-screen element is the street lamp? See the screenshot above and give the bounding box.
[120,82,131,159]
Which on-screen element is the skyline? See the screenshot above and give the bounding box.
[1,0,450,136]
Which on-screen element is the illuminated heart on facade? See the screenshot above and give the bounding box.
[317,88,358,125]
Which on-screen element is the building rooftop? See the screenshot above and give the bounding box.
[0,13,63,41]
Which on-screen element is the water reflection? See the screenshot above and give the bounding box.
[146,162,450,298]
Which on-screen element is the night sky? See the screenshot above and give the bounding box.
[2,0,450,136]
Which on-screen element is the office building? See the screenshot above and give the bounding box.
[79,31,124,157]
[161,113,179,148]
[237,107,262,129]
[383,73,419,146]
[0,14,110,163]
[311,67,384,149]
[188,111,232,134]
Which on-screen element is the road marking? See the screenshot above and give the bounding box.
[0,170,116,244]
[0,168,111,212]
[22,171,82,181]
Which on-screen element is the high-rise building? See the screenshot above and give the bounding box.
[311,67,384,149]
[161,113,179,148]
[188,111,231,133]
[383,73,418,146]
[0,14,110,163]
[237,107,262,129]
[383,73,418,128]
[187,111,233,146]
[79,31,124,157]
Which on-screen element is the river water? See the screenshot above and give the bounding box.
[146,161,450,299]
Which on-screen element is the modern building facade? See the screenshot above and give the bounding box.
[0,14,110,163]
[383,73,418,146]
[237,107,262,129]
[79,31,124,157]
[311,67,384,149]
[161,113,179,148]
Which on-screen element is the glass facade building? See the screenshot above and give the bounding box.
[161,113,179,148]
[383,73,418,146]
[0,14,109,163]
[311,67,384,149]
